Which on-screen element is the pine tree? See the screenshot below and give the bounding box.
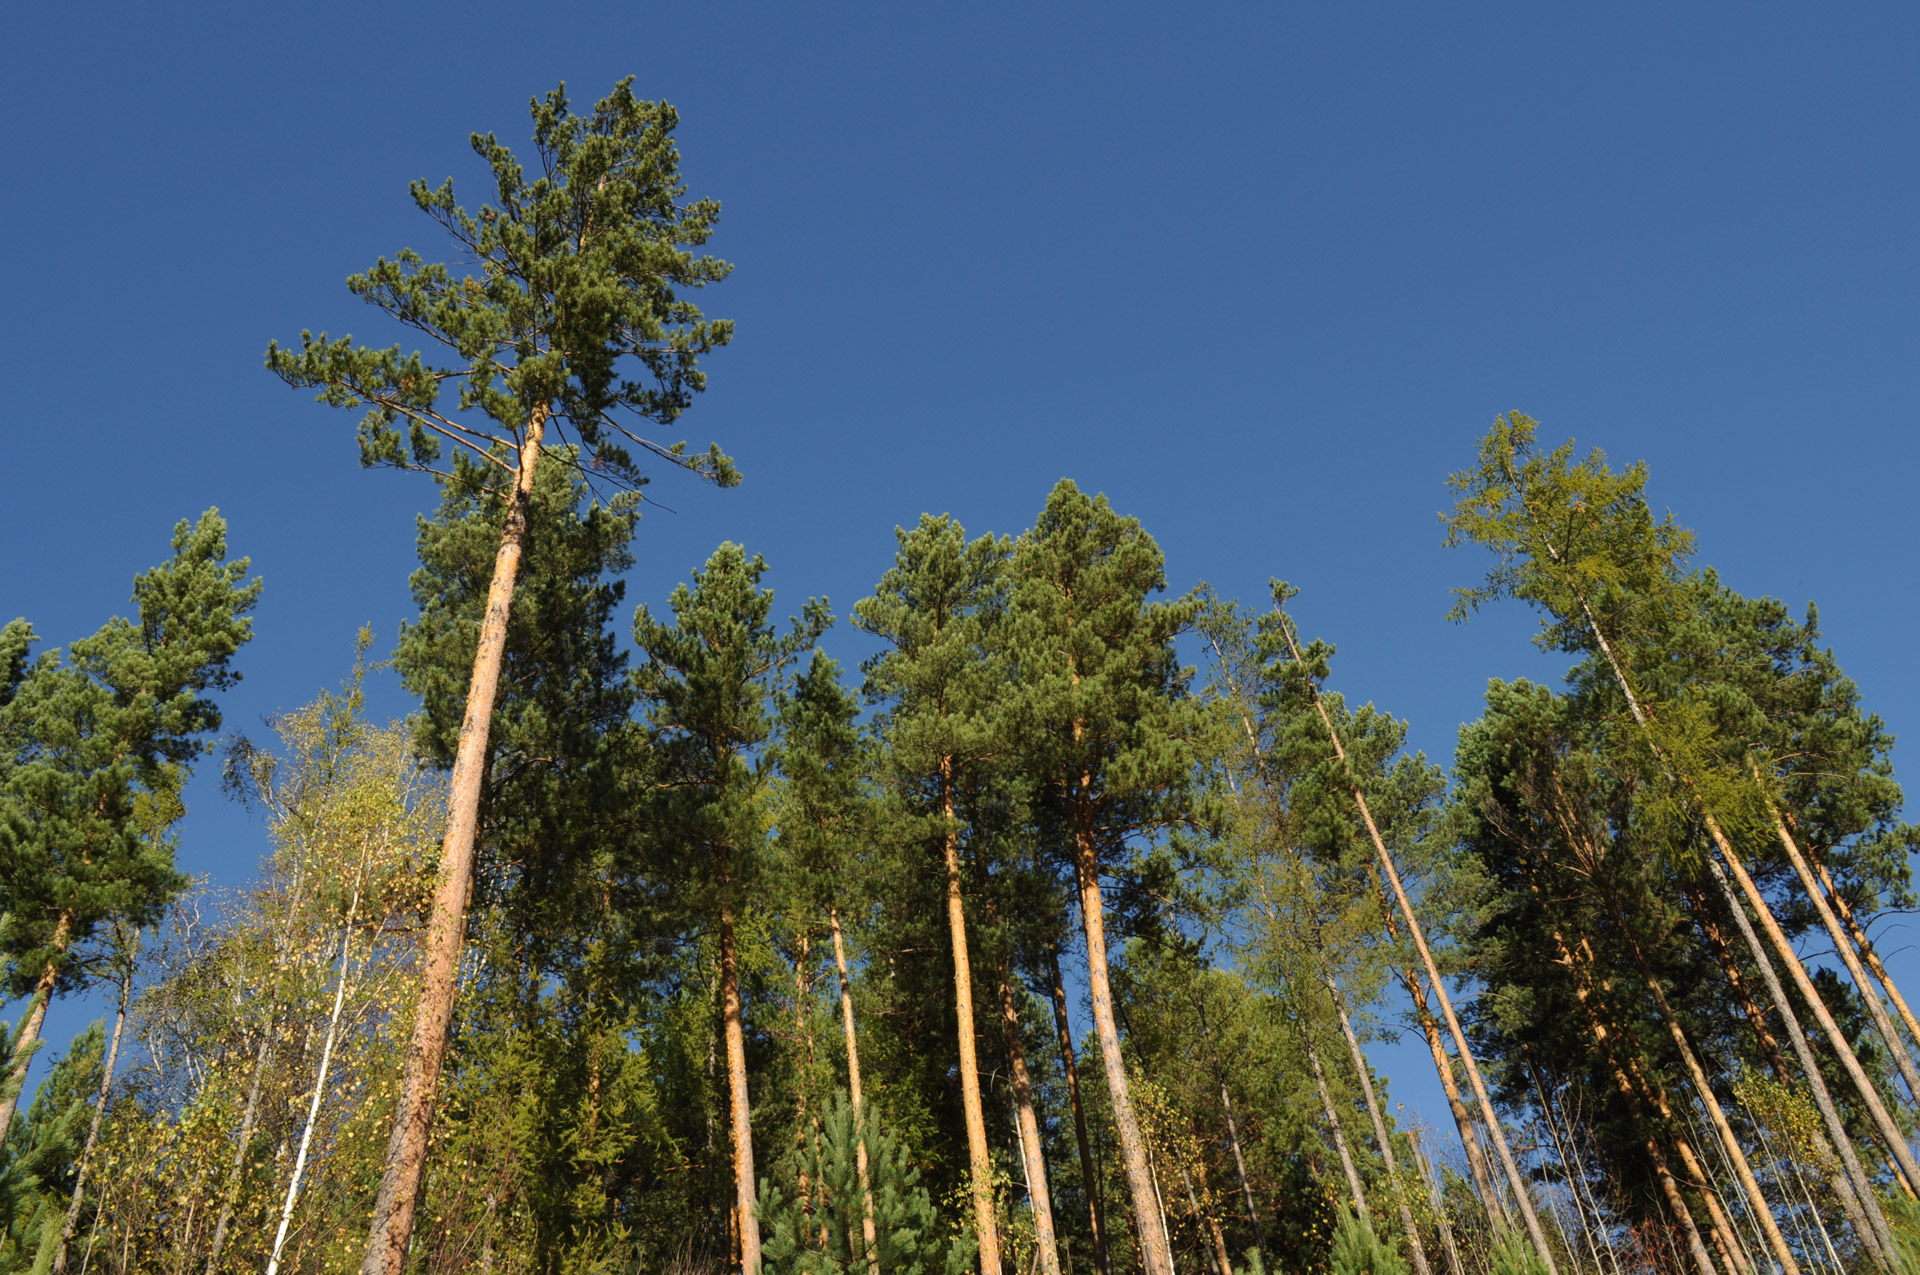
[0,511,257,1158]
[854,514,1014,1275]
[1001,480,1202,1275]
[1445,411,1905,1258]
[267,80,735,1275]
[0,1025,102,1274]
[775,652,882,1274]
[635,542,828,1275]
[1328,1207,1407,1275]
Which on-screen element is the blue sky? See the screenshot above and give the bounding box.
[4,2,1916,1177]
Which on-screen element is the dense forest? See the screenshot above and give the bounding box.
[3,80,1918,1275]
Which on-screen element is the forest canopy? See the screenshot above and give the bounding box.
[2,80,1916,1275]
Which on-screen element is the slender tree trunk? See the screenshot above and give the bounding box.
[1276,618,1557,1275]
[997,956,1062,1275]
[1682,884,1793,1083]
[1708,834,1920,1188]
[1406,975,1508,1231]
[794,934,817,1240]
[1047,948,1111,1275]
[1699,855,1896,1260]
[1807,849,1920,1054]
[0,913,71,1155]
[1408,1132,1465,1275]
[1536,905,1716,1275]
[942,759,1003,1275]
[719,901,761,1275]
[52,935,134,1275]
[1323,965,1431,1275]
[1073,828,1173,1275]
[361,407,546,1275]
[1757,779,1920,1105]
[1624,930,1795,1275]
[1555,584,1896,1259]
[1596,1019,1717,1275]
[1305,1033,1369,1217]
[1191,996,1261,1255]
[830,908,881,1275]
[1179,1161,1233,1275]
[206,1029,272,1274]
[268,873,364,1275]
[1216,1085,1260,1258]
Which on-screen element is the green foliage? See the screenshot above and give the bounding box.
[268,78,735,490]
[0,1024,102,1275]
[634,542,829,896]
[758,1091,973,1275]
[0,511,257,996]
[1004,479,1205,869]
[1487,1229,1550,1275]
[1327,1207,1406,1275]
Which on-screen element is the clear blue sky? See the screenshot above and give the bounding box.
[4,2,1916,1174]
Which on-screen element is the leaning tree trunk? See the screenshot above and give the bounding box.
[830,908,880,1275]
[206,1030,273,1273]
[1571,589,1916,1190]
[1048,947,1111,1275]
[1700,853,1895,1260]
[1276,618,1557,1274]
[1622,926,1796,1275]
[1304,1032,1369,1217]
[941,759,1002,1275]
[1757,778,1920,1106]
[0,913,70,1156]
[1806,848,1920,1053]
[361,406,546,1275]
[719,899,762,1275]
[1178,1161,1233,1275]
[1194,1002,1263,1259]
[1073,820,1174,1275]
[52,934,134,1275]
[1682,883,1794,1083]
[996,953,1061,1275]
[1409,1131,1466,1275]
[1405,973,1509,1231]
[1323,963,1431,1275]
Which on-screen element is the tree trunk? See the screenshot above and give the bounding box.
[1681,884,1793,1083]
[1533,901,1716,1275]
[1323,965,1431,1275]
[52,935,134,1275]
[0,913,70,1155]
[1565,582,1900,1250]
[1806,849,1920,1055]
[1408,1132,1466,1275]
[1047,947,1111,1275]
[1624,929,1795,1275]
[1305,1033,1368,1217]
[1073,832,1173,1275]
[1179,1161,1233,1275]
[1707,831,1920,1189]
[361,407,546,1275]
[1406,974,1508,1232]
[1276,619,1557,1275]
[206,1029,272,1274]
[830,908,881,1275]
[1758,780,1920,1106]
[268,872,364,1275]
[719,902,761,1274]
[1700,854,1895,1260]
[997,957,1061,1275]
[942,759,1003,1275]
